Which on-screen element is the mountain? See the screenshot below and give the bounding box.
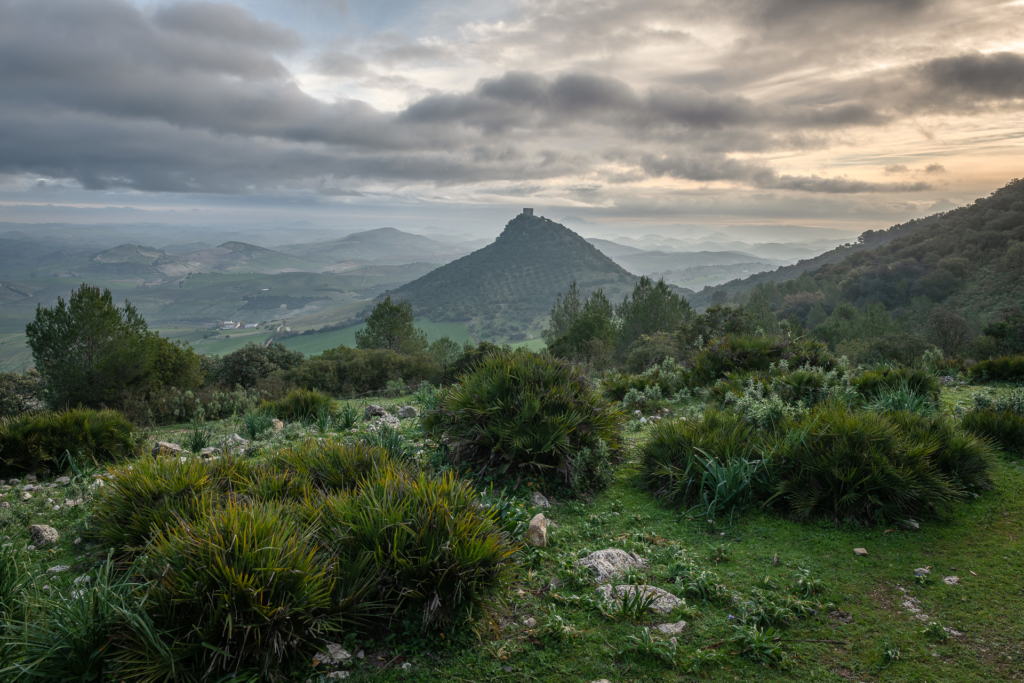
[387,212,638,341]
[279,227,470,265]
[691,178,1024,324]
[79,241,312,277]
[586,238,648,258]
[611,250,785,275]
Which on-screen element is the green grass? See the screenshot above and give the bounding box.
[3,385,1023,681]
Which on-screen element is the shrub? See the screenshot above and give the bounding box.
[0,408,139,477]
[770,402,961,524]
[239,405,275,440]
[689,335,836,388]
[265,388,334,423]
[888,411,993,493]
[853,367,940,403]
[268,439,390,493]
[865,379,939,415]
[602,357,689,402]
[312,464,518,629]
[422,350,623,493]
[286,347,439,397]
[143,384,266,425]
[968,355,1024,382]
[88,456,220,556]
[208,341,305,389]
[133,502,361,682]
[0,369,42,419]
[641,409,763,511]
[961,409,1024,456]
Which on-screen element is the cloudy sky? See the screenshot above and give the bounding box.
[1,0,1022,235]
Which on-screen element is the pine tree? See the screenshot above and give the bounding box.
[355,296,428,354]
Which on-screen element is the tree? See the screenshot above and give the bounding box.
[212,342,304,389]
[27,284,154,408]
[616,277,692,358]
[355,296,428,354]
[548,288,618,367]
[928,308,975,357]
[806,302,828,328]
[428,336,462,384]
[542,282,583,345]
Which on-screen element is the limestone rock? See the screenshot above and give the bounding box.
[22,492,32,501]
[0,502,8,508]
[227,433,249,447]
[73,575,91,586]
[314,643,352,668]
[29,525,59,546]
[25,474,36,482]
[271,418,285,431]
[152,441,184,456]
[7,479,18,486]
[523,617,537,629]
[578,548,648,584]
[900,520,920,531]
[943,576,960,585]
[46,565,70,574]
[531,491,551,508]
[656,621,688,635]
[200,447,219,456]
[527,513,547,547]
[595,584,683,615]
[853,547,868,557]
[397,406,418,419]
[364,404,388,419]
[914,567,930,577]
[55,476,71,486]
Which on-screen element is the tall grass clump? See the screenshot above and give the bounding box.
[268,439,390,493]
[265,388,334,423]
[769,402,961,524]
[239,405,275,440]
[968,355,1024,382]
[641,409,764,516]
[422,349,623,493]
[888,411,993,493]
[865,379,939,415]
[313,464,519,629]
[0,408,139,477]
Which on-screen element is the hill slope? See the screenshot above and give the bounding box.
[280,227,470,265]
[388,212,638,341]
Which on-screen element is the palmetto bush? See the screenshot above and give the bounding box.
[0,408,139,476]
[852,366,940,404]
[312,463,519,629]
[968,354,1024,382]
[769,402,961,524]
[961,408,1024,456]
[265,387,334,423]
[688,335,837,388]
[888,411,993,493]
[641,409,764,512]
[126,502,369,683]
[422,349,623,493]
[268,438,390,493]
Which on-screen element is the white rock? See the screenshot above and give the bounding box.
[271,418,284,431]
[401,662,412,670]
[578,548,648,584]
[315,643,352,667]
[152,441,184,456]
[656,620,688,635]
[22,492,32,501]
[853,547,868,557]
[7,479,19,486]
[523,617,537,629]
[397,406,418,419]
[55,476,71,486]
[29,524,58,546]
[531,491,551,508]
[914,567,930,576]
[943,576,960,585]
[73,575,91,586]
[595,584,683,615]
[527,513,547,547]
[364,404,388,418]
[200,447,219,456]
[46,565,71,574]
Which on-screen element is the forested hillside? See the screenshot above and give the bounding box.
[387,212,637,341]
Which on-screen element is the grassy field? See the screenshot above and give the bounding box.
[3,384,1022,682]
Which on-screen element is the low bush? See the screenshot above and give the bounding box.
[264,388,334,423]
[133,502,367,682]
[313,464,518,629]
[142,384,266,425]
[267,439,390,493]
[688,335,836,388]
[602,358,688,402]
[286,347,440,397]
[853,367,940,403]
[968,355,1024,382]
[641,409,763,513]
[961,409,1024,456]
[0,408,140,477]
[422,349,623,494]
[0,369,42,419]
[769,402,962,524]
[888,411,993,493]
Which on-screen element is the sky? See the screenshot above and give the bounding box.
[0,0,1022,237]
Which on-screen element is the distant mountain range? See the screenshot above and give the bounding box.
[278,227,471,266]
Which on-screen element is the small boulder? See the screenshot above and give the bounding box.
[25,474,36,482]
[7,479,19,486]
[523,617,537,629]
[527,513,547,547]
[578,548,649,584]
[943,576,960,585]
[55,476,71,486]
[656,621,688,635]
[397,406,418,419]
[595,585,682,615]
[314,643,352,668]
[531,491,551,508]
[914,567,930,577]
[364,404,388,419]
[853,547,868,557]
[271,418,284,431]
[29,524,59,546]
[22,492,32,501]
[227,433,249,447]
[200,447,219,456]
[152,441,184,456]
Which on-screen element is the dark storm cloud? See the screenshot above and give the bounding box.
[0,0,1008,201]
